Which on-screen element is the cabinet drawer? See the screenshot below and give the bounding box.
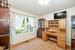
[60,30,66,34]
[57,34,65,41]
[57,34,65,37]
[58,37,65,41]
[57,39,66,48]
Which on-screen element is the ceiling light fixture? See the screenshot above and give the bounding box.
[38,0,51,5]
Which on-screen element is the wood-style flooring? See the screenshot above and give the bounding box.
[10,38,70,50]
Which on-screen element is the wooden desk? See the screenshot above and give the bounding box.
[38,19,66,49]
[42,31,66,49]
[42,31,57,41]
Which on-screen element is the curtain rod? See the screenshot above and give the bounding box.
[10,11,35,18]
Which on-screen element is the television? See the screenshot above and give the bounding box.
[54,11,66,19]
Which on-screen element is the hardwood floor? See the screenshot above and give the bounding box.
[10,38,70,50]
[0,46,4,50]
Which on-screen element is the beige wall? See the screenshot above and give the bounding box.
[40,7,75,46]
[10,8,38,45]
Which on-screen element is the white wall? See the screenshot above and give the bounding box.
[10,8,38,45]
[71,29,75,39]
[40,7,75,46]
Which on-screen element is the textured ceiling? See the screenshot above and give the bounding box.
[9,0,75,16]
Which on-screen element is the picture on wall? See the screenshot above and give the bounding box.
[14,14,35,34]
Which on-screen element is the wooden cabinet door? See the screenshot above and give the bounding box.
[71,39,75,49]
[59,19,66,29]
[44,20,48,28]
[0,8,9,49]
[57,39,66,49]
[0,36,9,48]
[58,19,66,49]
[0,8,9,35]
[37,29,42,38]
[57,32,66,49]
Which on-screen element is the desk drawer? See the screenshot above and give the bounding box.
[57,39,66,49]
[58,36,65,41]
[57,33,65,37]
